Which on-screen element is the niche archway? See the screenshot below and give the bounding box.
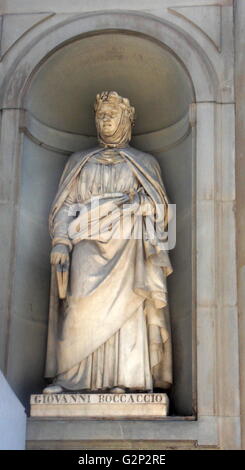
[8,30,195,416]
[0,7,238,448]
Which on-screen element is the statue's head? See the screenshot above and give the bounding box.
[94,91,135,148]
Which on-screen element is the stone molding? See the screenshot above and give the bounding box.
[168,5,222,52]
[0,11,226,107]
[0,0,234,15]
[0,13,54,59]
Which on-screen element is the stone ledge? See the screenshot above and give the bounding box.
[26,439,202,450]
[27,415,219,447]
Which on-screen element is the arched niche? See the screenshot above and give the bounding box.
[8,30,195,416]
[0,6,238,448]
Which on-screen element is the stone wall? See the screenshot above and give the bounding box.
[0,371,26,449]
[235,0,245,451]
[0,0,243,449]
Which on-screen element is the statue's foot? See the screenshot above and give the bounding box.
[43,384,64,394]
[110,386,125,394]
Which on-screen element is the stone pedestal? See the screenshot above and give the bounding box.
[30,393,169,419]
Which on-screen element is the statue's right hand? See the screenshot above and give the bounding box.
[50,244,69,266]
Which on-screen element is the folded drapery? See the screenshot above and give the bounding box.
[45,146,173,391]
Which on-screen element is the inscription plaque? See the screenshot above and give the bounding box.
[30,393,169,419]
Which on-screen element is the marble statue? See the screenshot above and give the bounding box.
[43,91,173,394]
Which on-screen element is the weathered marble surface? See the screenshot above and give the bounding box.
[30,393,169,418]
[44,92,172,395]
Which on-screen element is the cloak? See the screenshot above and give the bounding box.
[45,145,173,388]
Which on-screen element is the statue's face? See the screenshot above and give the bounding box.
[96,104,123,138]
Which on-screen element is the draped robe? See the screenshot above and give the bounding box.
[45,145,173,391]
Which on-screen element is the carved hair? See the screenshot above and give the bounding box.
[94,91,135,126]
